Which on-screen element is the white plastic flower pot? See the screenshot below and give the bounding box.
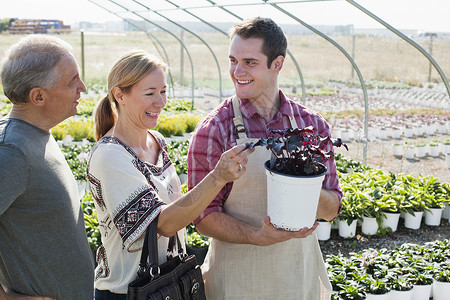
[446,153,450,169]
[444,144,450,154]
[428,145,440,157]
[437,123,447,134]
[381,212,400,232]
[340,130,352,142]
[404,127,414,138]
[404,211,424,230]
[415,146,427,158]
[389,289,413,300]
[412,284,431,300]
[316,221,331,241]
[443,204,450,220]
[404,147,415,159]
[424,208,443,226]
[433,281,450,300]
[366,293,389,300]
[391,129,402,139]
[361,216,378,235]
[379,129,388,140]
[265,161,327,231]
[338,219,357,238]
[392,144,403,157]
[425,124,436,135]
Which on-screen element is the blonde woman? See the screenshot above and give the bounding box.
[87,50,254,299]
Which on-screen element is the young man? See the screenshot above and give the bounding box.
[188,17,342,299]
[0,35,94,299]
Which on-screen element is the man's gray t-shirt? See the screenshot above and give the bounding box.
[0,117,94,299]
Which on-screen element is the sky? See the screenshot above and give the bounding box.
[1,0,450,33]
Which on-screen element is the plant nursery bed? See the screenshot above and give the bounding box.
[320,218,450,257]
[334,133,449,184]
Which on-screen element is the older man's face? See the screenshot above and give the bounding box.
[42,55,86,123]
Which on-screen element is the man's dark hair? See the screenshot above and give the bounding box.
[230,17,287,68]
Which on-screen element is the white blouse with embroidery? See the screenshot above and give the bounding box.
[87,130,183,294]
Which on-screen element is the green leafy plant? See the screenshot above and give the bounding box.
[52,118,95,142]
[62,143,93,181]
[81,192,101,252]
[163,98,195,112]
[338,282,366,300]
[167,140,189,175]
[185,231,210,248]
[408,271,434,286]
[155,114,186,137]
[185,223,210,248]
[364,277,390,295]
[335,153,371,174]
[337,191,361,225]
[387,275,412,291]
[434,263,450,283]
[76,97,97,117]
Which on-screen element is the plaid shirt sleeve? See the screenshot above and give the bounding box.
[187,102,235,225]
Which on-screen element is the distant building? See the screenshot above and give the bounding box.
[9,19,70,34]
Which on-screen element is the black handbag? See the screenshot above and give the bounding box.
[127,214,206,300]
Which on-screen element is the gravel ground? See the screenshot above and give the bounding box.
[319,218,450,258]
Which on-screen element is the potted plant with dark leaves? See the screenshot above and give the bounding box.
[249,126,347,231]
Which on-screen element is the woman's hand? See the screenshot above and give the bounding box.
[158,143,254,237]
[210,143,254,185]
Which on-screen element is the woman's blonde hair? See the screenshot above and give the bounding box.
[94,50,167,141]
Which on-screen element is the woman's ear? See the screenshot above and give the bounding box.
[28,87,46,107]
[112,87,125,104]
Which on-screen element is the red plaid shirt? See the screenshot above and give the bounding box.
[188,91,342,225]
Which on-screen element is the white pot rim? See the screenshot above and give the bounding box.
[264,160,328,178]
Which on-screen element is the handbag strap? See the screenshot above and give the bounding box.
[137,214,160,276]
[167,232,184,259]
[137,214,184,277]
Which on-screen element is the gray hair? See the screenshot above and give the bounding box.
[0,35,73,104]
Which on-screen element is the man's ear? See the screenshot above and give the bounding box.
[272,55,285,72]
[28,87,46,107]
[112,87,125,104]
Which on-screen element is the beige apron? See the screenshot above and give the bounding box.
[201,96,332,300]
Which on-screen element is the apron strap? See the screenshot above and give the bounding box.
[232,94,300,140]
[232,95,248,140]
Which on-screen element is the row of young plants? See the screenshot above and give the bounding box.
[0,96,204,140]
[327,240,450,299]
[334,160,449,238]
[61,139,189,183]
[70,140,448,252]
[339,169,449,220]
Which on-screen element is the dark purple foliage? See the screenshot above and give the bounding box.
[248,126,348,176]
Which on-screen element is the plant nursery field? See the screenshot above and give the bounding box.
[0,31,449,90]
[1,30,449,300]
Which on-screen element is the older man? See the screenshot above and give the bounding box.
[0,35,94,299]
